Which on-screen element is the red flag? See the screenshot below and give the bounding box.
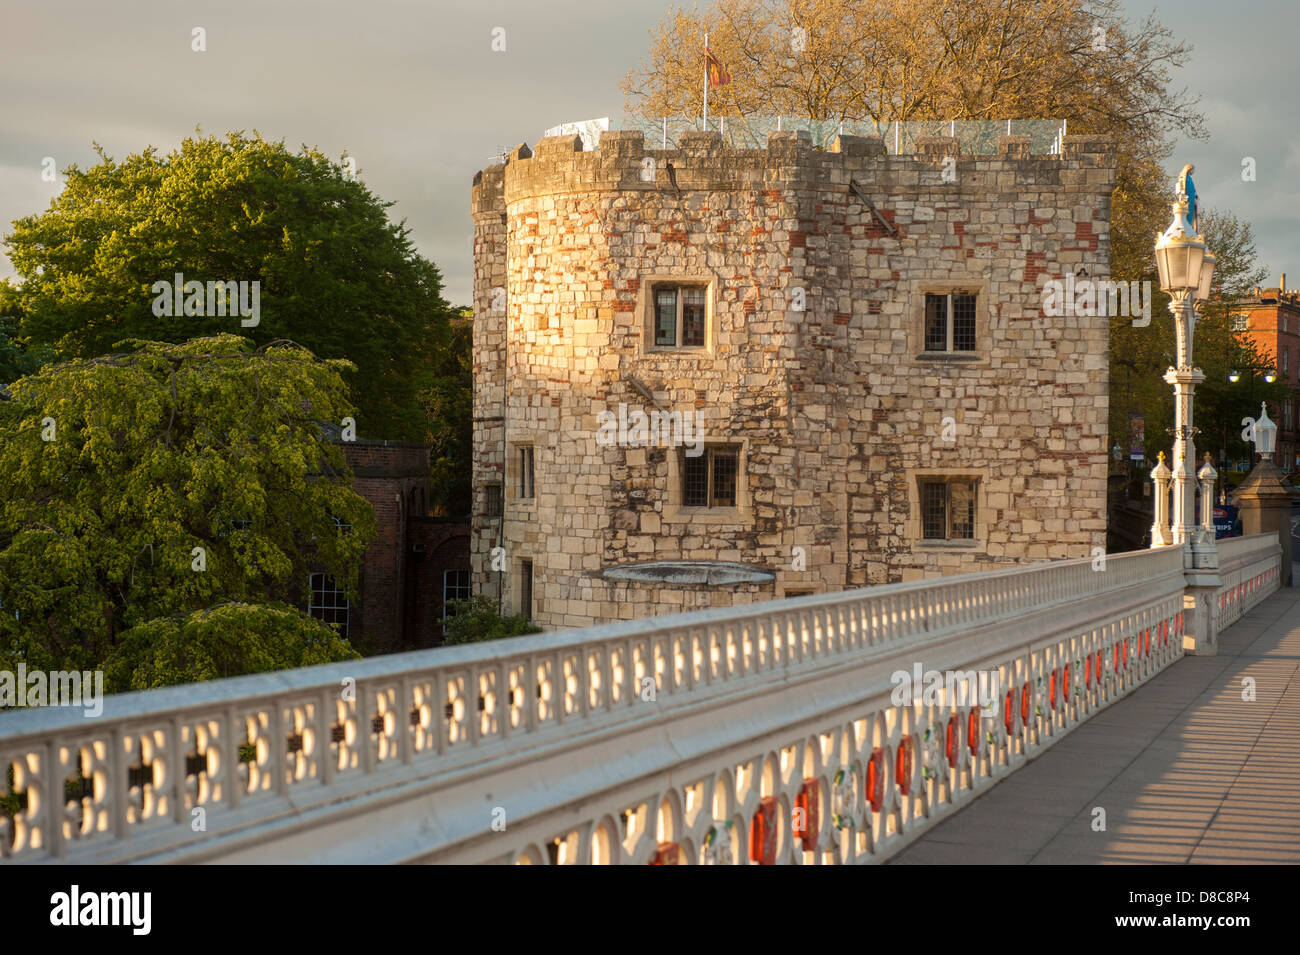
[706,50,731,87]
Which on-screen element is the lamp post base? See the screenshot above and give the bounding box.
[1182,532,1222,655]
[1181,578,1220,656]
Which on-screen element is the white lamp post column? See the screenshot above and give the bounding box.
[1163,297,1205,549]
[1153,165,1220,653]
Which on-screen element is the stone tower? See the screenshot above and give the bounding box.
[472,128,1117,628]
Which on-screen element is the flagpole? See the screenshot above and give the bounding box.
[703,32,709,130]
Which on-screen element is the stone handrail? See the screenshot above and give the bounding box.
[0,542,1273,864]
[1215,533,1282,630]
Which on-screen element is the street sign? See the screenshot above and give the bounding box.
[1212,504,1236,539]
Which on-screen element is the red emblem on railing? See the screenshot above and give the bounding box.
[896,737,914,796]
[749,797,779,865]
[794,779,819,851]
[947,714,960,767]
[650,842,683,865]
[866,747,885,812]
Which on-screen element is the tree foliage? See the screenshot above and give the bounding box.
[3,131,453,440]
[625,0,1202,146]
[0,283,53,385]
[420,310,473,516]
[442,595,541,645]
[102,602,361,693]
[0,335,375,674]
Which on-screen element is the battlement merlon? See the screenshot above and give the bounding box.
[470,129,1116,204]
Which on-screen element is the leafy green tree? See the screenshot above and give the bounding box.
[0,335,375,674]
[420,309,472,516]
[4,131,453,440]
[0,283,53,384]
[102,602,361,692]
[442,595,541,645]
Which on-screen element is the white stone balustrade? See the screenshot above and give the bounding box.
[1214,532,1282,631]
[0,537,1281,865]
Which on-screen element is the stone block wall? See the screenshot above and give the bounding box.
[471,129,1117,628]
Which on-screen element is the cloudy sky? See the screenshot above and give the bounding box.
[1,0,1296,306]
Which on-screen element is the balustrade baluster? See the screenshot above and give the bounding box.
[225,708,241,810]
[435,671,449,752]
[43,741,62,858]
[110,727,126,840]
[554,653,566,721]
[624,640,635,702]
[599,650,613,713]
[399,678,414,761]
[320,690,335,785]
[169,717,184,824]
[271,697,287,794]
[580,652,593,714]
[468,671,482,744]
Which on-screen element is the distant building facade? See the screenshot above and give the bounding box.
[1233,278,1300,470]
[307,439,469,650]
[471,128,1118,629]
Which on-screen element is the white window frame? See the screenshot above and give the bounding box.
[307,572,350,638]
[442,569,472,634]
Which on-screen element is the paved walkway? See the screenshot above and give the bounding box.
[892,587,1300,864]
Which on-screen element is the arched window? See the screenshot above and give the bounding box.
[308,573,350,638]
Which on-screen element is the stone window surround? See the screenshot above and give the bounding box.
[663,436,750,526]
[904,467,989,551]
[517,556,534,619]
[507,437,536,508]
[638,272,718,355]
[483,482,503,518]
[909,278,991,365]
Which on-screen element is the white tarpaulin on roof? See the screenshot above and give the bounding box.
[542,117,609,151]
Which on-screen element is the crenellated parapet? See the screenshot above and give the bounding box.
[476,129,1116,206]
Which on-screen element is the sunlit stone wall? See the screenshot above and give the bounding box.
[472,130,1117,628]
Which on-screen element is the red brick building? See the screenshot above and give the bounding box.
[1233,277,1300,470]
[308,439,470,651]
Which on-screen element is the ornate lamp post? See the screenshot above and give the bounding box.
[1152,165,1221,654]
[1153,165,1217,563]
